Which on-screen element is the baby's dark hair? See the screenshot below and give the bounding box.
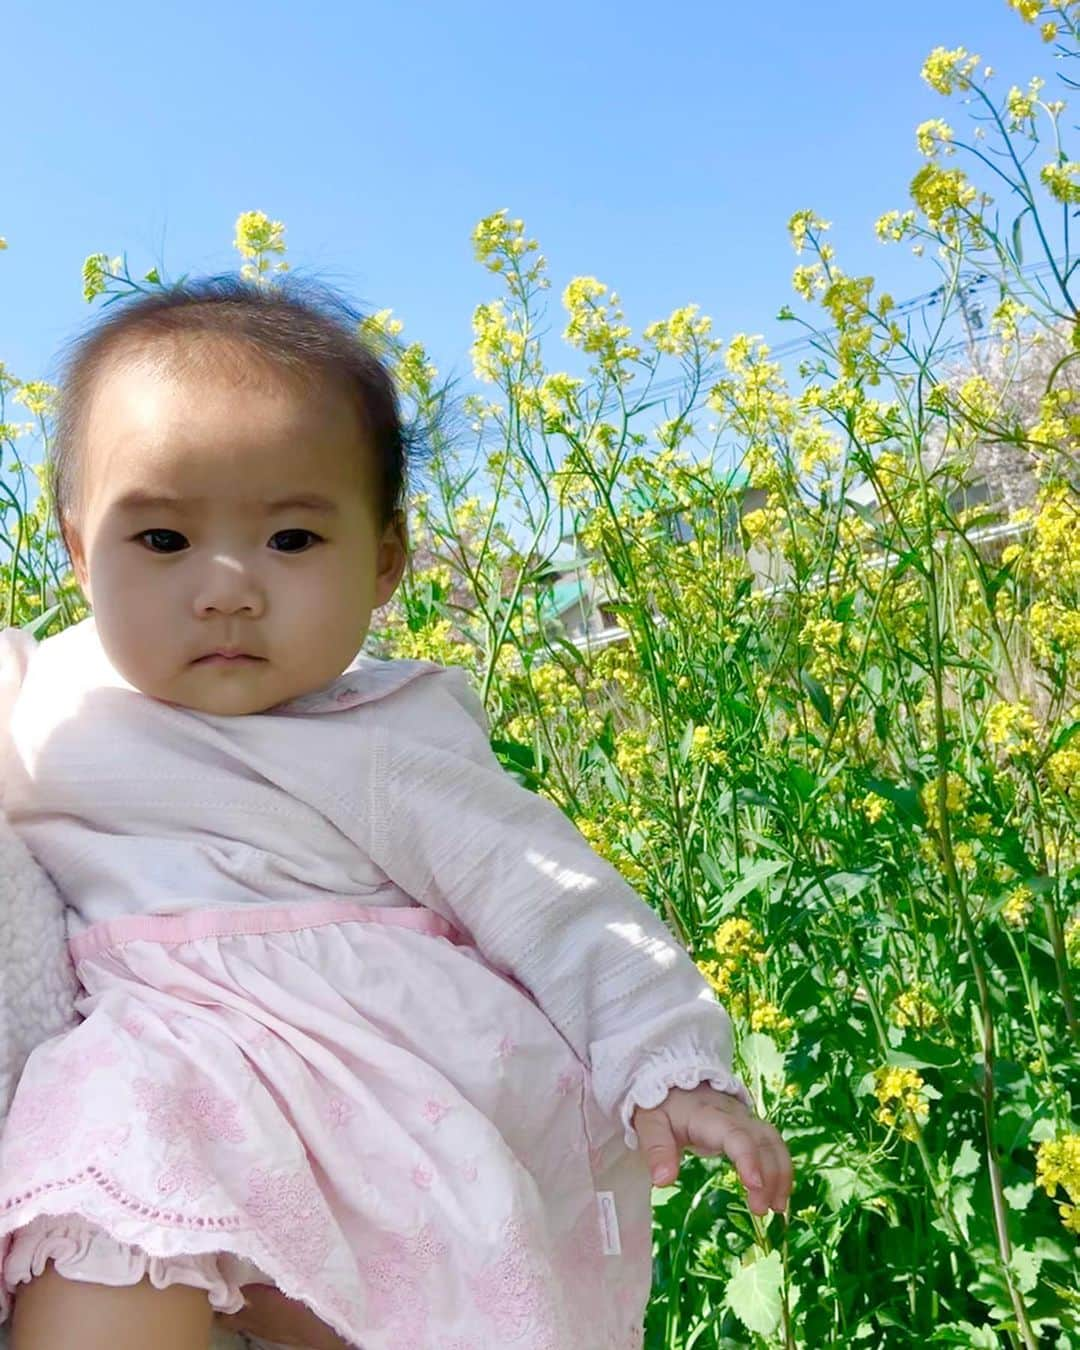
[49,273,424,555]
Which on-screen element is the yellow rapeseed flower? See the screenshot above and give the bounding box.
[1007,78,1043,127]
[1035,1133,1080,1236]
[1002,885,1034,928]
[1047,744,1080,804]
[875,210,916,242]
[13,381,57,418]
[921,46,980,96]
[1021,487,1079,591]
[953,841,977,877]
[81,252,121,303]
[359,308,405,346]
[1041,161,1080,204]
[788,209,831,255]
[741,508,770,542]
[916,118,955,156]
[1065,914,1080,968]
[714,917,763,964]
[233,211,289,282]
[471,300,528,383]
[861,792,889,824]
[874,1065,930,1142]
[1007,0,1042,20]
[471,209,541,275]
[688,725,729,771]
[985,700,1039,758]
[696,958,732,998]
[910,164,979,232]
[791,262,826,300]
[643,304,717,356]
[749,995,795,1039]
[233,210,285,260]
[921,773,970,831]
[990,297,1030,340]
[890,982,940,1030]
[614,729,655,782]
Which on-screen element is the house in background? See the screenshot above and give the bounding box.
[526,440,1040,652]
[528,465,752,650]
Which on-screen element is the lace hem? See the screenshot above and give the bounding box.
[0,1178,354,1342]
[619,1063,754,1149]
[3,1211,261,1315]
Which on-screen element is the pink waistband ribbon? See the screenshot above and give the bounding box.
[69,898,466,964]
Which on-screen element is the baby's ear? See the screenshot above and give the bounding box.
[374,519,408,605]
[61,517,92,602]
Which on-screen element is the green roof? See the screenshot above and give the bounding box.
[624,465,749,513]
[537,577,588,615]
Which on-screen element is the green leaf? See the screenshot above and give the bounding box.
[1051,718,1080,753]
[701,857,788,919]
[1009,1246,1042,1295]
[833,591,856,622]
[953,1139,980,1179]
[824,870,875,902]
[898,1036,961,1069]
[787,761,817,802]
[1004,1180,1034,1211]
[724,1248,784,1337]
[820,1165,860,1210]
[864,775,925,825]
[739,1032,785,1093]
[649,1185,681,1206]
[800,668,833,726]
[698,852,727,893]
[20,603,64,639]
[929,1322,1001,1347]
[1011,206,1028,267]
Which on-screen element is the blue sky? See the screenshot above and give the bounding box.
[2,2,1053,427]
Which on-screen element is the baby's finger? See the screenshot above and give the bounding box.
[635,1108,680,1185]
[688,1107,762,1192]
[764,1135,795,1214]
[747,1132,792,1215]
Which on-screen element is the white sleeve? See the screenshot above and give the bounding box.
[0,627,37,806]
[367,676,753,1147]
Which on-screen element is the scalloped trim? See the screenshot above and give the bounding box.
[0,1176,353,1343]
[4,1212,255,1316]
[619,1064,755,1149]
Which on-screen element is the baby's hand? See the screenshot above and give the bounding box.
[632,1084,793,1216]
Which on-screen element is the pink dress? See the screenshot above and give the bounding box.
[0,620,752,1349]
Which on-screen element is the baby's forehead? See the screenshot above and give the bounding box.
[100,335,332,409]
[85,345,370,482]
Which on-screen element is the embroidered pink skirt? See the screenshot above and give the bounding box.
[0,900,653,1348]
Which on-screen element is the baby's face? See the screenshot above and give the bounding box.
[63,352,407,716]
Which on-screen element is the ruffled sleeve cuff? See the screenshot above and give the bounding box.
[619,1059,755,1150]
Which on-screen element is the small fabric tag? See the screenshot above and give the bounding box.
[596,1190,621,1256]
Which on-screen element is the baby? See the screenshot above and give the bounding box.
[0,276,792,1350]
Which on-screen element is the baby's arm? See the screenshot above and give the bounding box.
[366,681,754,1151]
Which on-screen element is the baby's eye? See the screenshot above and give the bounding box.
[270,529,322,553]
[137,529,188,553]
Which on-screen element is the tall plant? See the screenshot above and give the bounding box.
[2,6,1078,1344]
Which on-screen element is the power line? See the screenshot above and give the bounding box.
[609,255,1069,412]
